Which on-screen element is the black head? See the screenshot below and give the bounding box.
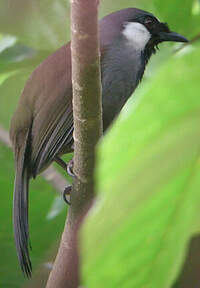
[129,10,188,47]
[100,8,188,54]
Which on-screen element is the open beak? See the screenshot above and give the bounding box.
[158,31,189,43]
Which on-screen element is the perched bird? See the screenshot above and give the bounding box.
[10,8,188,277]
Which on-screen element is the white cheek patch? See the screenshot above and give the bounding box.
[122,22,151,50]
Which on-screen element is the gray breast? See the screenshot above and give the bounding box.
[101,37,144,131]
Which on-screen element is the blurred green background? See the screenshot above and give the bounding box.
[0,0,200,287]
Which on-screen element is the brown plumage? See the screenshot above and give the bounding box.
[10,45,74,276]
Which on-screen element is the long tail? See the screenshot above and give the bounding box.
[13,132,32,277]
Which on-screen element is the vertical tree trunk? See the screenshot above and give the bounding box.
[46,0,102,287]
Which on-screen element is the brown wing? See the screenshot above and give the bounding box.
[31,98,73,177]
[12,34,110,178]
[30,43,107,177]
[14,44,74,177]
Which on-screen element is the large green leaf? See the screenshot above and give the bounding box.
[81,46,200,288]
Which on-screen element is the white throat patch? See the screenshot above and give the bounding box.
[122,22,151,50]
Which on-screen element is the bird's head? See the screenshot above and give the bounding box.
[100,8,189,55]
[122,9,188,52]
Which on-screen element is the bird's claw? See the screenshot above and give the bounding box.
[67,159,74,177]
[63,185,71,205]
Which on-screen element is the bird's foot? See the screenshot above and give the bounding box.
[54,157,74,204]
[67,159,74,177]
[63,185,71,205]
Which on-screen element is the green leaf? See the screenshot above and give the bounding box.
[81,46,200,288]
[0,35,17,53]
[0,43,36,64]
[0,44,50,74]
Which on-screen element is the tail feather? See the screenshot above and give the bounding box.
[13,132,32,277]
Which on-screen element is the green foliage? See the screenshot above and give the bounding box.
[0,0,70,50]
[0,72,30,129]
[154,0,200,37]
[81,47,200,287]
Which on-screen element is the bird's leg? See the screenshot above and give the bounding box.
[54,156,67,170]
[54,156,74,177]
[54,156,75,205]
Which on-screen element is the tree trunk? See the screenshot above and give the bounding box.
[46,0,102,287]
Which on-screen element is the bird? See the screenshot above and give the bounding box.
[9,8,188,277]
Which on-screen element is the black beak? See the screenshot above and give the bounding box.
[158,31,189,43]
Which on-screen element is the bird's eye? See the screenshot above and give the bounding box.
[144,16,155,27]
